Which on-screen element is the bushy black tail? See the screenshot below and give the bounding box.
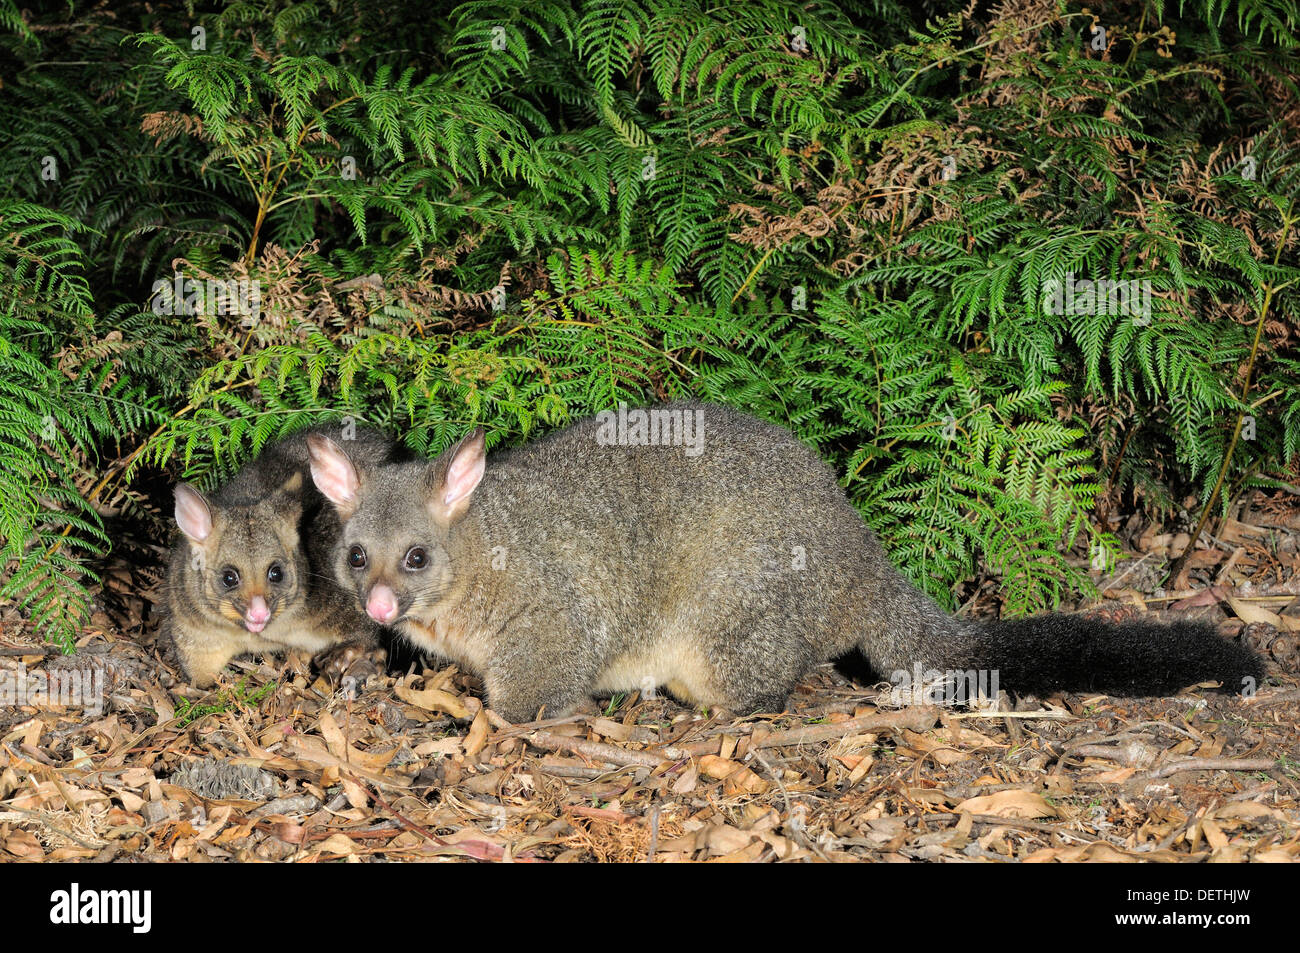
[968,616,1264,696]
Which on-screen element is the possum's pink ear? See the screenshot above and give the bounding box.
[428,427,485,524]
[307,434,360,520]
[174,484,213,543]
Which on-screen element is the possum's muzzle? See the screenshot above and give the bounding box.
[244,594,271,633]
[365,584,401,624]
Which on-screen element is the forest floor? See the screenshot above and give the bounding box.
[2,493,1298,863]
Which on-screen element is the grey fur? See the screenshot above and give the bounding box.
[162,424,404,685]
[310,402,1264,722]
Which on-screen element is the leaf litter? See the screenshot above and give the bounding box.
[1,492,1298,863]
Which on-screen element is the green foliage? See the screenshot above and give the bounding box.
[0,202,161,648]
[1,0,1298,639]
[172,677,277,727]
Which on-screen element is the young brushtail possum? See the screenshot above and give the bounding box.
[306,402,1265,723]
[164,425,404,686]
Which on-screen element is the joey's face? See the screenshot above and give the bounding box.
[200,528,301,634]
[175,486,304,635]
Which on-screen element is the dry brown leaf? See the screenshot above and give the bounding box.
[1228,597,1300,631]
[342,777,369,810]
[1256,848,1298,862]
[393,676,471,719]
[723,767,767,796]
[698,755,767,794]
[847,755,875,786]
[670,762,698,795]
[1213,802,1287,822]
[412,737,463,757]
[1031,843,1140,862]
[193,805,232,841]
[698,823,756,855]
[590,718,631,742]
[1088,766,1136,784]
[463,707,489,758]
[3,829,44,860]
[318,711,348,759]
[317,833,360,856]
[698,755,740,779]
[1200,818,1228,850]
[955,790,1058,819]
[709,841,767,862]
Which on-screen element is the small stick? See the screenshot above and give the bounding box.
[528,731,669,768]
[645,805,661,863]
[752,706,939,749]
[1248,689,1300,705]
[920,812,1104,843]
[1146,757,1275,779]
[949,709,1073,720]
[356,776,446,848]
[489,713,589,741]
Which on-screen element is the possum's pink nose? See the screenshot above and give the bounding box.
[245,595,270,632]
[366,585,399,624]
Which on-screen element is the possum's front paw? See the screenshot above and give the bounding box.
[173,643,232,688]
[313,641,387,685]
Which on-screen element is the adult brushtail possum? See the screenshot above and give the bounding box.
[163,424,405,686]
[305,402,1264,722]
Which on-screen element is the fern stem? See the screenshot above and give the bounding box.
[1169,201,1295,580]
[1106,422,1137,491]
[731,246,777,303]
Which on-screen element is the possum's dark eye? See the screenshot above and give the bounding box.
[267,563,284,584]
[220,567,240,589]
[404,547,428,570]
[348,545,367,569]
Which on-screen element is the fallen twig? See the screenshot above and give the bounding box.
[1146,757,1276,779]
[752,706,940,749]
[528,731,670,768]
